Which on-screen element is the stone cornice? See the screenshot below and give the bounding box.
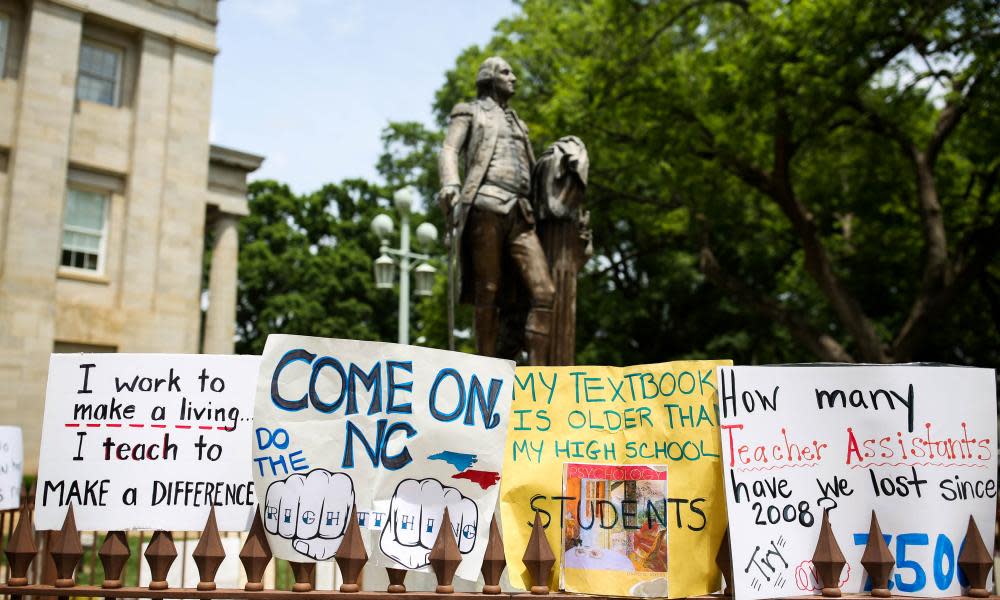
[45,0,219,55]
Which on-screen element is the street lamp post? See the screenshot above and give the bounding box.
[371,186,439,345]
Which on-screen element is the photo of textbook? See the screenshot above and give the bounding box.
[561,463,670,597]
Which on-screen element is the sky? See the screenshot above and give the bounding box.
[209,0,517,194]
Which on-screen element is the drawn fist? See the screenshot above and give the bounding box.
[263,469,355,560]
[379,478,478,569]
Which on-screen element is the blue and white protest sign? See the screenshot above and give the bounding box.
[252,335,515,581]
[0,426,23,510]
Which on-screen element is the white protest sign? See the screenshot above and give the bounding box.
[253,335,514,581]
[36,354,260,531]
[0,427,23,510]
[717,365,997,600]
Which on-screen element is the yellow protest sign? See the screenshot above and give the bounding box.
[500,361,731,597]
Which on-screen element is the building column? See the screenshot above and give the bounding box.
[203,213,239,354]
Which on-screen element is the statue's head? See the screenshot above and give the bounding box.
[475,56,517,101]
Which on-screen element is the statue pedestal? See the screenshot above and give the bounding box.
[538,220,582,365]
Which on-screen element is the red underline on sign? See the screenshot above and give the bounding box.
[735,463,820,472]
[63,423,236,432]
[850,461,990,469]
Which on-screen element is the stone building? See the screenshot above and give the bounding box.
[0,0,262,471]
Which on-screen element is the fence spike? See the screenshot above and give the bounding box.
[290,561,315,592]
[716,527,733,598]
[812,509,846,597]
[193,506,226,591]
[240,510,272,591]
[429,507,461,594]
[335,504,367,592]
[860,511,893,597]
[99,531,130,588]
[4,504,37,585]
[522,511,555,595]
[144,530,177,590]
[387,568,407,593]
[958,516,992,598]
[50,504,83,587]
[481,514,505,594]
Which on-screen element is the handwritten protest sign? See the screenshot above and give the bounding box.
[252,335,514,581]
[36,354,260,531]
[717,365,997,600]
[501,360,731,596]
[0,427,23,510]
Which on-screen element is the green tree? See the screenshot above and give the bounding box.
[236,175,448,353]
[236,179,398,354]
[431,0,1000,366]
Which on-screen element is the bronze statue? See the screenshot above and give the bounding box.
[438,56,556,364]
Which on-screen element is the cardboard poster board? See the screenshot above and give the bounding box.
[717,365,997,600]
[0,426,23,510]
[252,335,515,581]
[36,353,260,531]
[501,360,731,596]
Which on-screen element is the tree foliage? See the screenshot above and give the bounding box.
[427,0,1000,366]
[236,180,398,354]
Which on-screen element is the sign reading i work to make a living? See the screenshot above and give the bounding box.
[36,354,260,531]
[718,365,997,600]
[253,335,515,582]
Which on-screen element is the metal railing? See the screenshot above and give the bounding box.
[0,482,997,599]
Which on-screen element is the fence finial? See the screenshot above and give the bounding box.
[522,510,555,595]
[290,561,315,592]
[716,527,733,598]
[481,513,506,594]
[429,507,461,593]
[387,568,407,593]
[335,504,367,593]
[144,530,178,590]
[812,508,846,597]
[99,531,130,588]
[860,511,893,597]
[51,504,83,587]
[193,506,226,591]
[4,503,37,586]
[240,510,272,591]
[958,515,992,598]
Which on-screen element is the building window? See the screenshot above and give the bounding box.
[76,40,122,106]
[0,14,9,78]
[61,188,108,272]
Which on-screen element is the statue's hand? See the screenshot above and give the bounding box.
[438,185,460,212]
[437,185,461,229]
